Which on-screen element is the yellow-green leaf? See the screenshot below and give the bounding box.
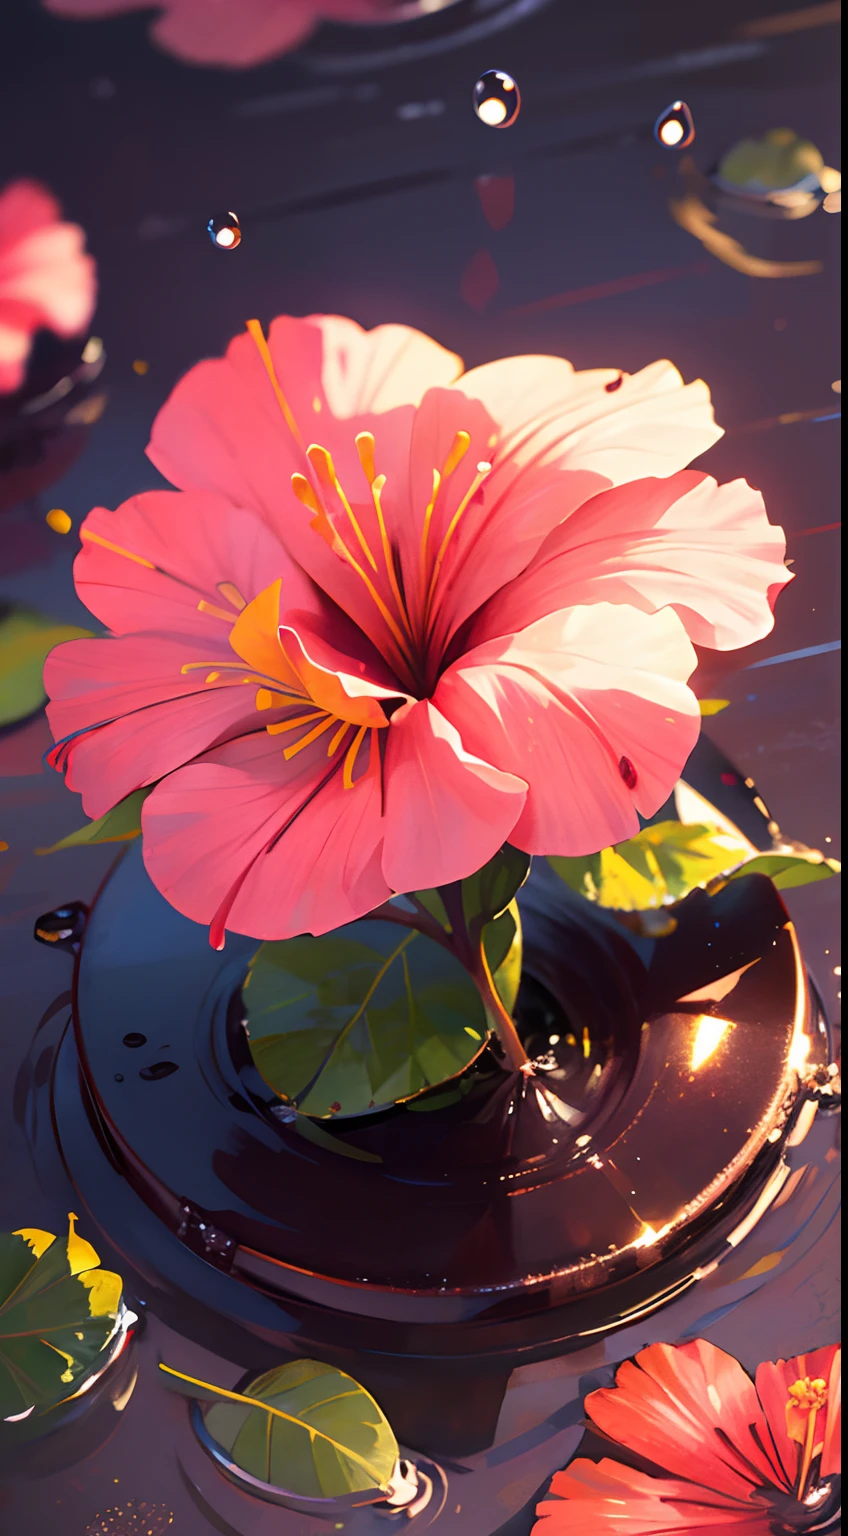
[729,850,841,890]
[1,1215,124,1419]
[548,821,753,911]
[160,1360,398,1497]
[37,788,151,854]
[0,606,92,728]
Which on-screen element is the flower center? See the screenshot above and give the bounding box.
[787,1377,829,1415]
[289,431,491,692]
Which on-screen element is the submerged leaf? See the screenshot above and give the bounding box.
[244,919,490,1118]
[484,900,523,1015]
[0,606,92,729]
[37,788,151,853]
[160,1360,398,1497]
[0,1214,124,1420]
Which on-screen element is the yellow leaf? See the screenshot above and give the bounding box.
[699,699,730,715]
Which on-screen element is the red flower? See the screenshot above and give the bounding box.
[534,1340,841,1534]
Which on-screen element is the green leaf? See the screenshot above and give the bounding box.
[484,900,523,1015]
[1,1216,124,1420]
[244,919,490,1118]
[728,851,841,890]
[461,844,531,937]
[37,788,152,854]
[160,1360,398,1497]
[548,821,753,912]
[0,606,92,729]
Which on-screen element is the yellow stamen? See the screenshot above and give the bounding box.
[80,529,155,568]
[266,709,327,737]
[307,443,378,573]
[197,599,238,623]
[327,720,351,756]
[787,1376,829,1499]
[245,319,302,446]
[256,688,284,710]
[217,581,246,611]
[355,431,377,484]
[418,431,473,594]
[205,672,220,684]
[343,725,368,789]
[425,459,492,618]
[283,714,339,759]
[370,473,413,640]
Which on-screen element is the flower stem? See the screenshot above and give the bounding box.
[437,883,530,1073]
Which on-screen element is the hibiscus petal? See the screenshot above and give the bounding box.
[0,180,60,247]
[141,730,389,940]
[436,604,699,856]
[44,632,277,818]
[430,357,723,644]
[150,0,318,67]
[585,1342,788,1503]
[147,313,461,516]
[470,473,791,653]
[279,608,408,725]
[0,223,95,336]
[381,699,526,893]
[73,491,306,639]
[534,1458,771,1535]
[754,1344,841,1485]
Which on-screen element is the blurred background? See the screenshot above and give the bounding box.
[0,0,841,1529]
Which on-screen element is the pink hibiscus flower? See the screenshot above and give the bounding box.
[0,181,96,396]
[44,313,790,944]
[535,1339,841,1534]
[43,0,410,68]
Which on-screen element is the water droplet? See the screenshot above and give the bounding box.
[618,755,638,789]
[653,100,695,150]
[207,211,242,250]
[114,1074,124,1082]
[123,1033,147,1048]
[46,508,72,534]
[131,359,149,375]
[473,71,521,129]
[139,1061,179,1081]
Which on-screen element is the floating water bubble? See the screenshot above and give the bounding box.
[473,71,520,129]
[654,100,695,149]
[207,211,242,250]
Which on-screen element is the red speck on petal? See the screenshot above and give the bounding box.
[720,772,738,786]
[618,756,638,789]
[605,373,624,393]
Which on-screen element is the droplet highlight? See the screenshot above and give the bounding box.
[473,71,521,129]
[207,211,242,250]
[654,100,695,149]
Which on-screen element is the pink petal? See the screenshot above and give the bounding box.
[149,0,317,67]
[754,1344,841,1484]
[44,631,276,818]
[43,0,147,15]
[471,473,791,653]
[146,314,461,656]
[534,1459,772,1535]
[0,224,95,336]
[0,180,60,248]
[436,604,699,856]
[279,609,408,724]
[147,313,461,513]
[141,730,389,940]
[0,320,31,393]
[585,1342,786,1503]
[428,356,723,646]
[73,490,304,638]
[381,699,526,893]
